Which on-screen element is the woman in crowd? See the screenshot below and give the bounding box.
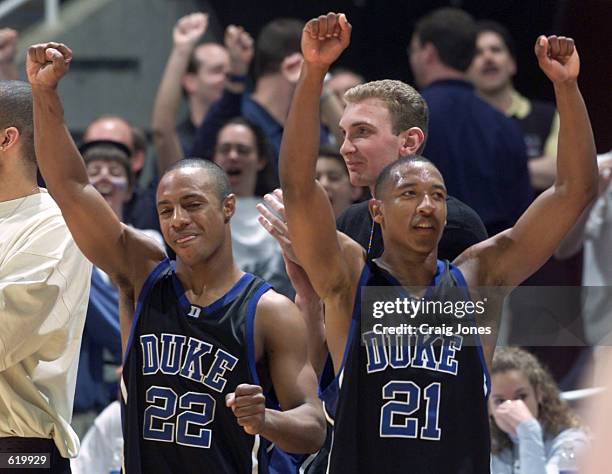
[490,347,588,473]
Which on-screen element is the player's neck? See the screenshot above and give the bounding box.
[175,240,243,303]
[478,85,513,114]
[376,248,438,287]
[0,168,39,203]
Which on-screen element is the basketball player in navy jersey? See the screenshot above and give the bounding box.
[281,13,596,473]
[26,43,325,473]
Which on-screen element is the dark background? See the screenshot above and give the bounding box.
[210,0,612,153]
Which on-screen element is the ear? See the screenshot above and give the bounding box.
[130,151,146,174]
[368,197,384,225]
[509,57,517,78]
[223,193,236,223]
[0,127,20,152]
[423,42,438,65]
[182,73,198,95]
[398,127,425,156]
[280,52,304,84]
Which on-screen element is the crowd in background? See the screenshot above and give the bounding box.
[1,5,611,472]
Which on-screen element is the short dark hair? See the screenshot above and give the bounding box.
[414,7,478,72]
[81,141,135,190]
[0,80,35,165]
[374,155,440,198]
[215,117,278,196]
[163,157,232,202]
[254,18,304,80]
[476,20,517,60]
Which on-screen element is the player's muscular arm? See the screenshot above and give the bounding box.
[245,292,326,453]
[280,13,355,300]
[27,43,164,284]
[457,36,597,289]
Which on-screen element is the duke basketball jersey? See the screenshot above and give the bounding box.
[327,259,491,474]
[121,259,273,473]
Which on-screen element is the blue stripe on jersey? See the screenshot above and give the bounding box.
[122,258,172,367]
[448,264,492,398]
[245,282,273,385]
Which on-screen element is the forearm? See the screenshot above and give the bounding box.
[260,402,325,453]
[516,419,548,474]
[32,86,90,199]
[152,47,191,174]
[295,295,327,378]
[279,62,328,196]
[553,82,597,198]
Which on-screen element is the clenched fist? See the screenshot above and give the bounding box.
[302,13,351,68]
[226,383,267,435]
[534,35,579,84]
[26,42,72,89]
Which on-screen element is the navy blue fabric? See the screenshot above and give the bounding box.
[74,267,122,412]
[422,79,533,236]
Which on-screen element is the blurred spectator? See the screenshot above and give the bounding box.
[0,28,18,80]
[72,141,163,437]
[178,41,229,153]
[191,18,335,170]
[409,7,532,236]
[490,347,588,473]
[327,67,364,104]
[212,118,291,296]
[71,401,122,474]
[469,21,558,191]
[83,115,159,232]
[557,152,612,346]
[315,145,364,218]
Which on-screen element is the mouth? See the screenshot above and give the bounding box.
[481,63,500,77]
[174,234,197,245]
[412,221,436,231]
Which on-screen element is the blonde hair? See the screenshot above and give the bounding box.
[490,347,581,454]
[344,79,428,152]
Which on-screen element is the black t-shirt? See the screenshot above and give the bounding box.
[336,195,487,261]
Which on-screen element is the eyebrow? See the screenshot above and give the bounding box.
[396,181,447,192]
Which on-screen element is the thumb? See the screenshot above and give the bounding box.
[46,48,68,71]
[534,35,549,63]
[225,392,235,408]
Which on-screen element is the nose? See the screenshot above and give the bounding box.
[170,206,190,229]
[416,193,436,214]
[340,136,356,157]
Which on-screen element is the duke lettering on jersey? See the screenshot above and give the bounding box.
[363,332,462,376]
[140,333,239,393]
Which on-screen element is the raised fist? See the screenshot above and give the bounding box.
[302,13,351,68]
[225,25,254,76]
[226,383,266,435]
[173,12,208,50]
[26,43,72,89]
[534,35,579,84]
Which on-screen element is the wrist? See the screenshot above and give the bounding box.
[303,61,330,77]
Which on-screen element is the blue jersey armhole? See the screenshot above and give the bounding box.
[122,258,171,367]
[245,282,273,385]
[449,264,492,398]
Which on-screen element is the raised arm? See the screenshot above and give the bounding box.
[152,13,207,175]
[458,36,597,288]
[27,43,163,282]
[280,13,358,300]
